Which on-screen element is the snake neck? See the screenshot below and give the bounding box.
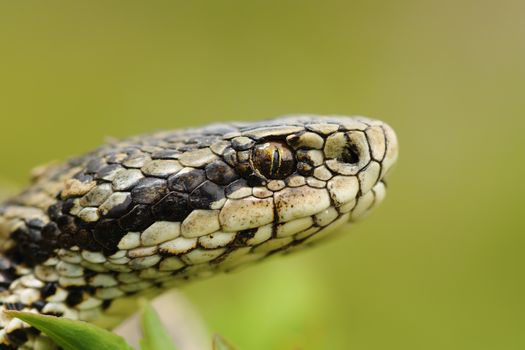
[0,202,161,350]
[0,199,130,350]
[0,258,54,349]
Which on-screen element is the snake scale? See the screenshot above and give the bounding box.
[0,115,398,349]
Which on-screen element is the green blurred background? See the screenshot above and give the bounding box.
[0,1,524,349]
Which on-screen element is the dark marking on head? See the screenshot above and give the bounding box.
[131,178,168,204]
[151,192,191,222]
[93,219,125,254]
[168,169,206,193]
[118,205,154,231]
[339,135,360,164]
[189,181,225,209]
[205,161,239,185]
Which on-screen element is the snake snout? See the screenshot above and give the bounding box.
[376,121,399,181]
[318,118,398,221]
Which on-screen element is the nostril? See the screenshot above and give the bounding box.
[339,143,360,164]
[324,131,370,176]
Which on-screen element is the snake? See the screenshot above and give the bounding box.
[0,115,398,349]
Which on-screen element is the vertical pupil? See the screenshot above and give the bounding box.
[252,141,296,179]
[271,147,281,177]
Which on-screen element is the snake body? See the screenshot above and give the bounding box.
[0,115,398,349]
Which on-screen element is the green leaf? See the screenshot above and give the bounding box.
[139,300,177,350]
[212,334,237,350]
[7,311,134,350]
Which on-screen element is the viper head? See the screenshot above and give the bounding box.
[42,115,398,283]
[191,115,399,272]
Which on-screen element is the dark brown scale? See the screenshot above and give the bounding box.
[6,227,50,266]
[42,240,56,258]
[102,300,113,310]
[57,233,75,249]
[41,222,60,240]
[25,227,42,242]
[0,269,15,290]
[65,288,85,307]
[231,138,255,151]
[27,244,52,265]
[5,329,28,347]
[83,269,98,280]
[47,203,63,221]
[106,153,126,164]
[205,161,239,185]
[131,178,168,204]
[8,228,28,244]
[167,169,206,193]
[60,199,77,215]
[56,215,77,236]
[39,239,57,254]
[31,300,47,312]
[75,229,102,251]
[72,172,93,183]
[151,149,181,160]
[151,192,191,222]
[189,181,225,209]
[118,204,154,231]
[221,148,238,167]
[225,179,248,197]
[85,157,108,174]
[27,219,45,230]
[4,303,24,311]
[103,193,133,218]
[93,219,125,253]
[25,327,41,337]
[40,283,58,299]
[246,174,265,187]
[94,164,121,180]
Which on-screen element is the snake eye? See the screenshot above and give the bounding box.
[252,141,296,179]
